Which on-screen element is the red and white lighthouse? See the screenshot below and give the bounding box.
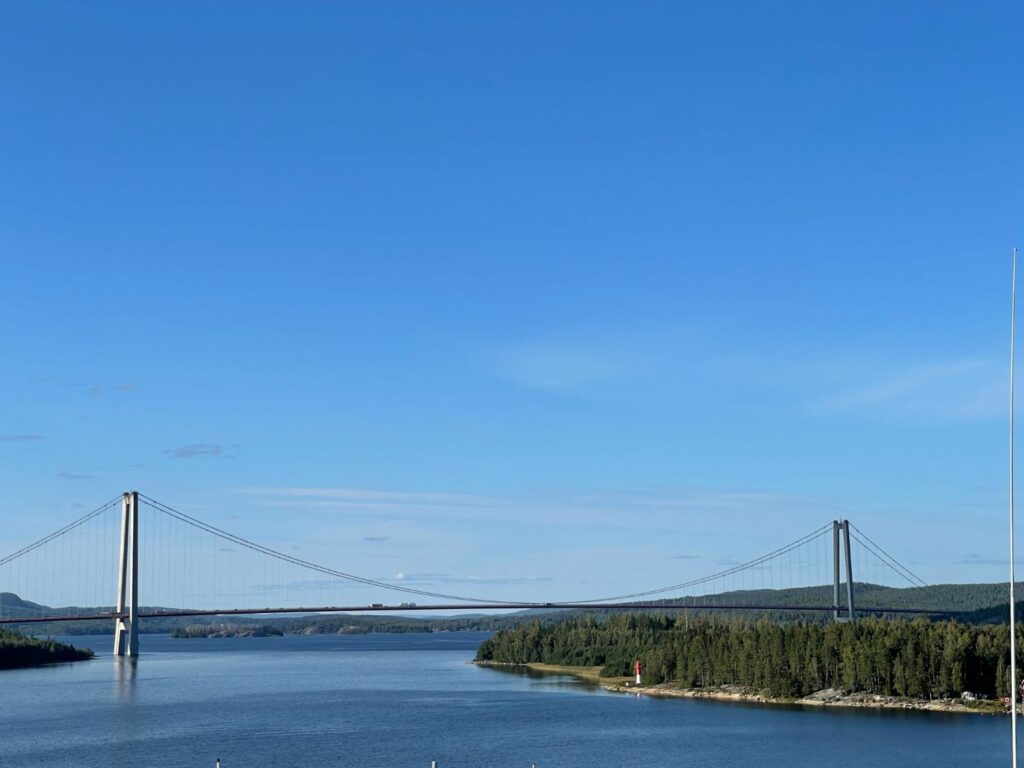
[634,659,642,685]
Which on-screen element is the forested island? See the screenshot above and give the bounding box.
[0,628,93,670]
[476,614,1017,712]
[172,623,284,638]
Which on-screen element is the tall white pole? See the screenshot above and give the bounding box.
[1011,247,1018,767]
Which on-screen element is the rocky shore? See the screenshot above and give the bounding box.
[603,681,1006,714]
[475,661,1008,715]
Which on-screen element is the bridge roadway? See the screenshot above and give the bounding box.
[0,601,961,624]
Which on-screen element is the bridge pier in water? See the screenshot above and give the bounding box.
[113,491,139,657]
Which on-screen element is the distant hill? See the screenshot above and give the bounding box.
[519,582,1019,623]
[648,582,1016,613]
[0,592,50,616]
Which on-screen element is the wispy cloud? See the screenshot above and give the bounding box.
[84,383,138,397]
[390,572,552,586]
[164,444,237,459]
[235,486,508,516]
[235,484,835,536]
[486,329,1004,427]
[0,434,45,442]
[485,326,735,395]
[809,357,1002,421]
[959,553,1010,567]
[263,578,370,592]
[56,470,93,480]
[671,554,699,560]
[362,536,391,543]
[489,340,627,392]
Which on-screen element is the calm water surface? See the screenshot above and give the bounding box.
[0,632,1010,767]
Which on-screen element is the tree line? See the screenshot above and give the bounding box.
[0,628,93,670]
[476,614,1021,700]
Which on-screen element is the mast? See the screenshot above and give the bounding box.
[1011,246,1018,767]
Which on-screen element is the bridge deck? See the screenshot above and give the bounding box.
[0,601,961,624]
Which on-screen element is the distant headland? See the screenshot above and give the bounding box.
[0,628,94,670]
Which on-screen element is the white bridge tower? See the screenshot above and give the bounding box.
[113,491,139,657]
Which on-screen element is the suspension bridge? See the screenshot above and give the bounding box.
[0,491,955,656]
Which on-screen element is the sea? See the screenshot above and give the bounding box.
[0,631,1010,767]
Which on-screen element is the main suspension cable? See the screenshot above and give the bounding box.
[551,522,835,604]
[0,497,121,568]
[138,494,533,605]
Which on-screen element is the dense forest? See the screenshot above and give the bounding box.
[0,629,93,670]
[477,614,1021,700]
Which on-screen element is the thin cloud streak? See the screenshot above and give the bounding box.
[237,486,496,506]
[56,470,93,480]
[165,444,237,459]
[235,484,838,539]
[809,357,1003,421]
[959,553,1019,567]
[490,341,621,391]
[84,383,138,397]
[488,331,1006,425]
[486,329,683,393]
[389,572,552,586]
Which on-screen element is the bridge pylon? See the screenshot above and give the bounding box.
[113,491,139,657]
[832,519,855,622]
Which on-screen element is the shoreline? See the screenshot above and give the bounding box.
[474,661,1008,715]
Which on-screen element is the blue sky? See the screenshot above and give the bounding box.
[1,2,1022,606]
